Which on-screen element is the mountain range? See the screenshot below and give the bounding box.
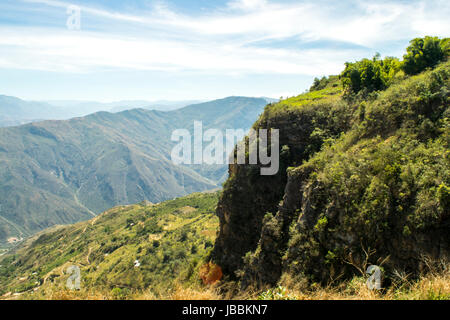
[0,96,269,245]
[0,95,207,128]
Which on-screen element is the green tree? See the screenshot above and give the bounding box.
[340,54,400,94]
[402,36,448,75]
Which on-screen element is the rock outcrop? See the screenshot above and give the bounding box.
[212,63,450,288]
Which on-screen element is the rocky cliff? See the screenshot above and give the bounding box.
[212,62,450,289]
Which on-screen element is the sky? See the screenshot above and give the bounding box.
[0,0,449,102]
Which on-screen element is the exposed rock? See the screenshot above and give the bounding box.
[212,64,450,289]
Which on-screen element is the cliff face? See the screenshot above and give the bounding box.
[213,62,450,288]
[212,83,352,281]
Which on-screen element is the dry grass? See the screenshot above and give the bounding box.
[9,262,449,301]
[137,268,450,301]
[276,263,450,300]
[164,285,221,300]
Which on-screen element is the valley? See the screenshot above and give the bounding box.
[0,97,269,245]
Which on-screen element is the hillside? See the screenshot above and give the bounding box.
[213,59,449,289]
[0,192,219,298]
[0,97,268,246]
[1,191,447,300]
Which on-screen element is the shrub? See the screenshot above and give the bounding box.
[110,287,130,300]
[310,75,339,92]
[402,36,449,75]
[199,262,223,285]
[340,54,401,94]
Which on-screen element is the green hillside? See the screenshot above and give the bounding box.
[0,192,219,298]
[213,38,449,290]
[0,97,267,246]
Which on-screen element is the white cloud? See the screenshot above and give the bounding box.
[228,0,268,11]
[2,0,449,75]
[22,0,147,23]
[0,26,358,75]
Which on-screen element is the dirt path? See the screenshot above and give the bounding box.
[86,247,92,264]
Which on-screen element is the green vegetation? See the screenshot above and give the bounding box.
[0,192,219,298]
[309,75,340,92]
[283,62,449,282]
[340,54,401,94]
[213,37,450,294]
[402,36,450,75]
[2,189,446,300]
[340,36,449,95]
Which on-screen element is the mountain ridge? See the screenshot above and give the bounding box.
[0,96,268,245]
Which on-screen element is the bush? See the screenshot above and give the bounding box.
[402,36,449,75]
[310,75,339,92]
[110,287,130,300]
[258,286,296,300]
[199,262,223,285]
[340,54,401,94]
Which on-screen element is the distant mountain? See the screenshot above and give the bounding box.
[46,100,204,114]
[0,96,205,128]
[0,96,268,245]
[109,100,204,113]
[260,97,279,104]
[0,95,68,127]
[44,100,152,109]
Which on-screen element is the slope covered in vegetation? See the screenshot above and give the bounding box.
[0,192,219,298]
[1,189,447,300]
[213,38,449,290]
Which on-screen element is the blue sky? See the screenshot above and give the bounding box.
[0,0,449,102]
